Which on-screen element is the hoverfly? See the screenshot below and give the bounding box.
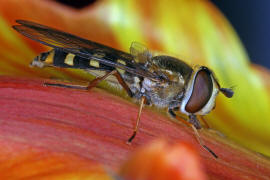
[13,20,233,158]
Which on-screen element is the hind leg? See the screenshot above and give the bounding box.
[44,70,117,90]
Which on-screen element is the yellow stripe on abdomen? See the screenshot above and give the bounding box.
[64,53,75,66]
[89,59,100,68]
[43,50,55,64]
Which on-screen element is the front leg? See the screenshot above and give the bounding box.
[168,108,218,158]
[188,114,201,129]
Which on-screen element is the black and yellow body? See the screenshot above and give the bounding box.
[13,20,234,158]
[32,49,115,71]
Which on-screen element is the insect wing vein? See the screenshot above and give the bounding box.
[13,20,158,80]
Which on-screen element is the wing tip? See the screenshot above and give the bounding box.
[13,20,27,29]
[12,25,20,31]
[15,19,39,26]
[15,19,24,24]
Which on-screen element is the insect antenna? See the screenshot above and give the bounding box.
[220,88,234,98]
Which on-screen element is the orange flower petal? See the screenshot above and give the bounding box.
[120,140,207,180]
[0,141,113,179]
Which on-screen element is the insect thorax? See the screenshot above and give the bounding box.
[123,55,193,108]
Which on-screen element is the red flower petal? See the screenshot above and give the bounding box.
[1,77,270,179]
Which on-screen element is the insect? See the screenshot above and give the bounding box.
[13,20,234,158]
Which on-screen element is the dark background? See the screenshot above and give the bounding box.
[212,1,270,69]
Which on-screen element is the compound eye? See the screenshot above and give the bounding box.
[185,70,213,113]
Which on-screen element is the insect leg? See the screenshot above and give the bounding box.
[198,116,210,129]
[113,71,134,97]
[168,109,218,158]
[44,82,88,90]
[44,70,117,90]
[168,109,192,127]
[87,70,117,89]
[127,96,146,143]
[189,121,218,158]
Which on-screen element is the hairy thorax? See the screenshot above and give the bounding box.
[127,67,187,108]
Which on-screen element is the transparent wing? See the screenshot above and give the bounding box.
[130,42,152,63]
[13,20,159,80]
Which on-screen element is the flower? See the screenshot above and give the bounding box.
[0,72,269,179]
[0,0,270,179]
[120,140,207,180]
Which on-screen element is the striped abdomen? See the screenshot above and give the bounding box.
[31,49,115,71]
